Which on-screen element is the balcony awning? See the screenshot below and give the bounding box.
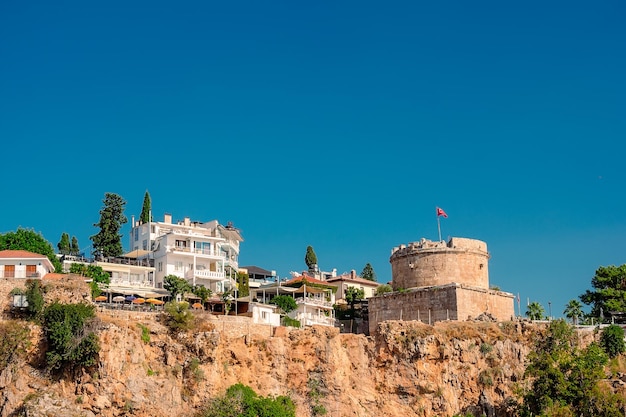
[122,249,151,258]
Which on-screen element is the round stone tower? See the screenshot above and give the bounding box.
[389,237,490,290]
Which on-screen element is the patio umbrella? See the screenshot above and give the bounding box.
[94,295,107,302]
[146,298,164,305]
[125,295,137,302]
[192,302,203,310]
[112,296,126,302]
[132,298,146,304]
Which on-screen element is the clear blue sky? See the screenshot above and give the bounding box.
[1,1,625,318]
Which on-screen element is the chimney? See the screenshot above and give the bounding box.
[164,213,172,224]
[350,270,356,280]
[184,217,190,226]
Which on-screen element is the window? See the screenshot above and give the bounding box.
[142,240,148,250]
[174,261,183,271]
[134,228,139,241]
[158,262,163,272]
[261,311,268,320]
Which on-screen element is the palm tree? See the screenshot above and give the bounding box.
[525,301,545,320]
[563,299,583,325]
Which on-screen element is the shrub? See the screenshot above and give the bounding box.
[25,279,44,318]
[0,320,31,371]
[270,295,297,314]
[282,316,301,328]
[138,324,150,344]
[164,301,194,332]
[43,302,99,373]
[197,383,295,417]
[600,324,625,358]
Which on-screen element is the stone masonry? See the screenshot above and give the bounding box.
[369,237,515,334]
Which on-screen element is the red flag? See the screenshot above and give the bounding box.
[436,207,448,218]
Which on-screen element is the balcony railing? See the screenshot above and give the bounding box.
[295,297,333,308]
[171,246,225,258]
[185,269,225,281]
[0,272,41,279]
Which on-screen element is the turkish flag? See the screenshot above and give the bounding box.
[436,207,448,218]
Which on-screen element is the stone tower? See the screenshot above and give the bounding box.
[390,237,490,290]
[368,236,514,334]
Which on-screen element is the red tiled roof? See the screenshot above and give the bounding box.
[327,274,380,286]
[284,273,337,288]
[0,250,48,259]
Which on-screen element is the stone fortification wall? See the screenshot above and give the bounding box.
[390,237,489,290]
[368,284,515,334]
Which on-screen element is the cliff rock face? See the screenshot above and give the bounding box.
[0,276,542,417]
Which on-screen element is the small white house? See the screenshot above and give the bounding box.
[0,250,55,279]
[251,302,281,326]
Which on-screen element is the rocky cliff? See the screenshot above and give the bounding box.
[0,276,588,417]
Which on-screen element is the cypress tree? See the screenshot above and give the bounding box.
[139,191,152,223]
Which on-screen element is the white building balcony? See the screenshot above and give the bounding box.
[185,269,225,282]
[295,297,334,309]
[170,246,224,258]
[295,312,336,327]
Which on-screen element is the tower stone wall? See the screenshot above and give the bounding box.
[390,237,489,290]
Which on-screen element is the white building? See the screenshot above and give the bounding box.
[252,273,337,327]
[0,250,55,279]
[130,213,243,293]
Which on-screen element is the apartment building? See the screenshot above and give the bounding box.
[130,213,243,293]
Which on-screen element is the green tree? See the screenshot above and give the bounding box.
[345,286,365,315]
[525,301,545,320]
[522,319,621,416]
[375,283,393,295]
[580,264,626,318]
[360,263,376,281]
[25,279,44,318]
[70,264,110,298]
[236,271,249,298]
[192,285,213,303]
[0,228,62,272]
[305,246,318,271]
[90,192,128,258]
[139,190,152,224]
[600,324,625,358]
[164,274,191,300]
[70,236,80,256]
[563,299,584,325]
[57,233,70,255]
[270,295,297,314]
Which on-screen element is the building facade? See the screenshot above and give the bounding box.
[130,213,243,292]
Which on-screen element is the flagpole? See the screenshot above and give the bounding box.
[437,212,442,242]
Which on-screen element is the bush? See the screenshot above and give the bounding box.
[282,316,301,328]
[270,295,297,314]
[25,279,44,318]
[43,302,99,373]
[0,320,31,371]
[198,383,295,417]
[600,324,625,358]
[164,301,194,332]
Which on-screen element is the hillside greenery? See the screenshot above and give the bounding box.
[197,383,295,417]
